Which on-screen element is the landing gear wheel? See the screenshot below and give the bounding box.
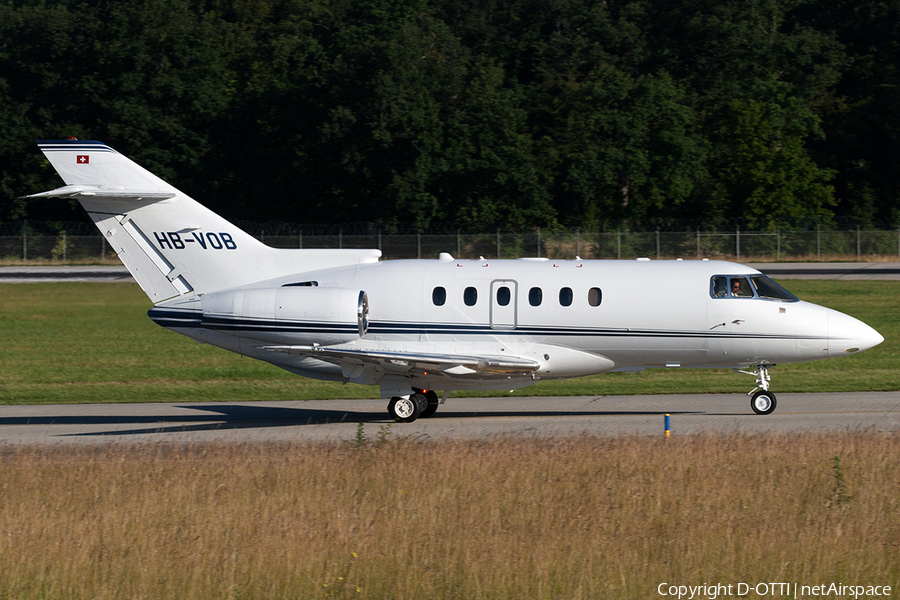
[419,390,440,418]
[409,392,429,416]
[388,396,420,423]
[750,390,777,415]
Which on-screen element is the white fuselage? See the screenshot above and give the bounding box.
[151,257,883,396]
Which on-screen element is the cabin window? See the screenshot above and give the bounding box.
[588,287,602,306]
[496,286,511,306]
[529,287,542,306]
[464,286,478,306]
[559,287,573,307]
[432,286,446,306]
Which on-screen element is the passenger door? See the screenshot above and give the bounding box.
[490,280,517,330]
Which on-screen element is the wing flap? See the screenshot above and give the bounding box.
[264,345,540,376]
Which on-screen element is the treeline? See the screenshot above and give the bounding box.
[1,0,898,231]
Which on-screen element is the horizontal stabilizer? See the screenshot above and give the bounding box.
[35,140,177,191]
[24,185,175,200]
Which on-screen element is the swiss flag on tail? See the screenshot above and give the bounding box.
[76,155,89,164]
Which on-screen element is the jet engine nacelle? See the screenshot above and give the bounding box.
[201,287,369,344]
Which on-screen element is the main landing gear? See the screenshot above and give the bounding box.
[387,389,440,423]
[736,365,777,415]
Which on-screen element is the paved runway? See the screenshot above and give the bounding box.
[1,392,898,445]
[0,265,135,282]
[748,262,900,280]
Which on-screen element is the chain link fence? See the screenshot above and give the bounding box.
[3,222,900,262]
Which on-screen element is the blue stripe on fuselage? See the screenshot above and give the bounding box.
[147,308,811,341]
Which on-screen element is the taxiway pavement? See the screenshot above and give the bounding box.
[0,265,135,282]
[1,392,898,445]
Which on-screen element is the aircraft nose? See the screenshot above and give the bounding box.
[827,309,884,357]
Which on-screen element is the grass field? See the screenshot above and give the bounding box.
[0,433,897,599]
[1,283,898,600]
[0,280,897,404]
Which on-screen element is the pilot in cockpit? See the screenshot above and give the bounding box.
[731,278,753,297]
[713,278,728,297]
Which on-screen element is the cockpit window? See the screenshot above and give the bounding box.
[730,277,753,297]
[712,277,728,298]
[711,275,798,301]
[751,275,798,301]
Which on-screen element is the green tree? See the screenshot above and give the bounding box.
[538,68,707,229]
[0,0,242,221]
[708,97,835,229]
[0,0,889,232]
[799,0,900,226]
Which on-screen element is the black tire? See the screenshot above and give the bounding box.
[388,396,420,423]
[410,392,429,415]
[750,391,777,415]
[419,390,440,418]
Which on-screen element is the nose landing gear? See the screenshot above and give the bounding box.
[750,390,777,415]
[735,365,777,415]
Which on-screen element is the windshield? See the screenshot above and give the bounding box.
[751,275,798,301]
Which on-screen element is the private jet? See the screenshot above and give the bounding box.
[26,139,884,421]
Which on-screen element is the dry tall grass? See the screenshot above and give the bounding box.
[1,432,897,599]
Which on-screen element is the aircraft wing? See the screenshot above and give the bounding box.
[263,345,541,376]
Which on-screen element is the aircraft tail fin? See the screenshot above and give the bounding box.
[28,139,380,302]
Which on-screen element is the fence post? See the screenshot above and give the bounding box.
[417,231,421,259]
[536,227,541,258]
[857,226,861,260]
[496,228,500,259]
[456,229,461,258]
[63,231,67,261]
[617,229,622,260]
[816,225,821,260]
[656,230,660,259]
[776,227,780,261]
[736,226,740,261]
[339,228,343,249]
[101,233,106,260]
[576,228,581,257]
[22,220,27,261]
[299,228,303,249]
[697,228,701,258]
